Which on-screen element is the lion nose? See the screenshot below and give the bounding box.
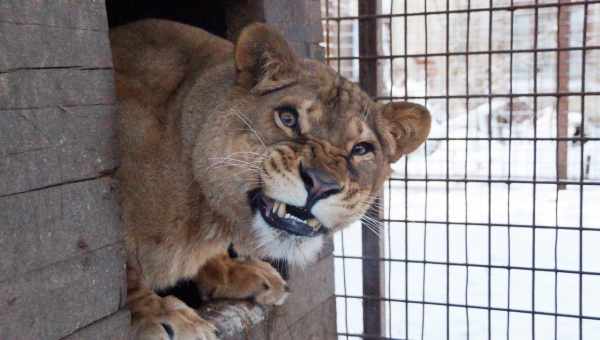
[299,164,342,208]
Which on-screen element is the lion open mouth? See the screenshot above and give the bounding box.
[248,190,327,237]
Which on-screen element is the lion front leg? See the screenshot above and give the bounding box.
[195,253,290,306]
[127,261,219,340]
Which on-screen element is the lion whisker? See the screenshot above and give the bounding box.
[229,111,266,150]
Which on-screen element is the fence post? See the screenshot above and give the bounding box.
[557,0,571,189]
[359,0,386,338]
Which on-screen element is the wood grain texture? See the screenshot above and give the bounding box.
[0,104,117,196]
[61,309,130,340]
[0,68,115,110]
[0,0,108,31]
[0,243,126,340]
[0,178,122,282]
[0,2,127,338]
[0,23,113,72]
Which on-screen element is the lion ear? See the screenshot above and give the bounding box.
[234,23,299,94]
[375,102,432,163]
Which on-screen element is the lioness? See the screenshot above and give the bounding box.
[110,19,430,339]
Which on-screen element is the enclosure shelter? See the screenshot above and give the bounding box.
[322,0,600,339]
[1,1,334,339]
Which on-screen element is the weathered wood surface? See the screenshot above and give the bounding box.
[221,294,337,340]
[200,300,266,339]
[0,104,117,196]
[0,0,108,31]
[214,253,336,340]
[0,68,115,109]
[62,309,130,340]
[0,244,127,340]
[0,1,128,339]
[0,178,122,282]
[0,23,113,71]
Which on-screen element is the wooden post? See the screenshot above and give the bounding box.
[557,0,571,189]
[0,1,128,338]
[359,0,385,337]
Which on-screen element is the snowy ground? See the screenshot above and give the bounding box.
[333,109,600,339]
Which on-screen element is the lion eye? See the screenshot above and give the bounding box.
[276,106,298,129]
[351,142,374,156]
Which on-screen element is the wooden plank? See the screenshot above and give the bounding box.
[225,297,337,340]
[0,68,115,109]
[264,254,335,336]
[0,0,108,31]
[0,243,126,340]
[0,23,113,71]
[276,297,336,340]
[557,1,571,189]
[0,178,122,282]
[0,104,117,196]
[61,310,130,340]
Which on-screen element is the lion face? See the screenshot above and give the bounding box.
[191,24,431,266]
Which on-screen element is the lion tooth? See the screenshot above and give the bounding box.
[277,202,286,217]
[272,202,279,214]
[307,219,320,229]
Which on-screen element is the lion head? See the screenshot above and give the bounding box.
[189,24,431,265]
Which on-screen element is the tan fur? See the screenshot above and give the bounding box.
[110,19,430,340]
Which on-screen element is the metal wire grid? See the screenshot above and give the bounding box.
[321,0,600,339]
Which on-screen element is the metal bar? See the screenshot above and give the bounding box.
[321,1,600,339]
[333,255,600,277]
[324,45,600,60]
[464,3,472,337]
[386,1,394,338]
[388,177,600,185]
[358,0,384,338]
[336,332,406,340]
[507,0,515,337]
[421,2,430,339]
[425,137,599,141]
[402,0,409,338]
[334,2,350,339]
[335,295,600,321]
[445,0,451,338]
[372,91,600,100]
[532,4,540,337]
[578,3,589,339]
[321,0,600,21]
[380,218,600,232]
[487,2,493,338]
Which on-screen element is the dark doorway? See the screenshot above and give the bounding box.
[105,0,228,38]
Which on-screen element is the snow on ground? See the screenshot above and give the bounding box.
[333,107,600,339]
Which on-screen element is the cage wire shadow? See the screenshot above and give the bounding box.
[321,0,600,339]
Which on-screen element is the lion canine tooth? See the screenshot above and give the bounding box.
[272,202,279,214]
[277,202,286,217]
[307,219,320,229]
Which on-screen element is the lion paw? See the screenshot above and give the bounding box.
[132,296,219,340]
[197,256,290,306]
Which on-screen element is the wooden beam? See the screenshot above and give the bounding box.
[0,178,122,282]
[0,105,117,196]
[0,68,115,110]
[557,0,571,189]
[61,310,130,340]
[0,23,113,72]
[0,0,108,31]
[0,244,126,340]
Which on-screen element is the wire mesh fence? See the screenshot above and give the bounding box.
[321,0,600,339]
